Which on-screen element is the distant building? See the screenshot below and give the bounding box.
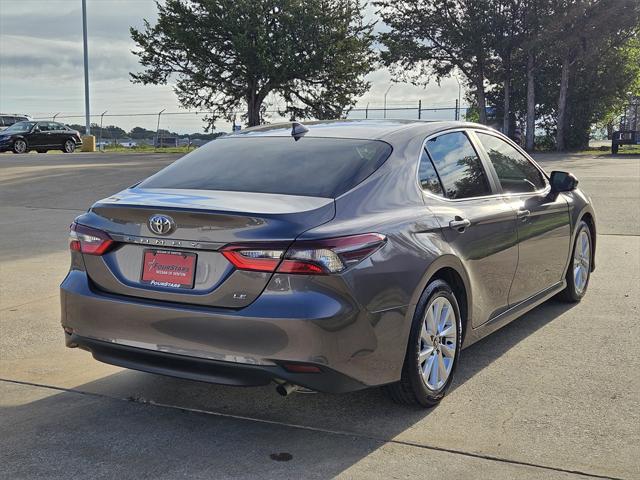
[155,136,179,148]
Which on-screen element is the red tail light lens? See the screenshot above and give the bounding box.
[280,233,386,274]
[69,223,114,255]
[221,234,386,275]
[221,246,286,272]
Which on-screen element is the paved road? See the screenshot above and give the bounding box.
[1,151,639,479]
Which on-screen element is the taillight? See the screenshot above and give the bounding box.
[221,233,386,275]
[221,246,286,272]
[69,222,114,255]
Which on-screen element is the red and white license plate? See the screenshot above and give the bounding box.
[141,249,197,289]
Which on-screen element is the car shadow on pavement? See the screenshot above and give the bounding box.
[1,298,578,478]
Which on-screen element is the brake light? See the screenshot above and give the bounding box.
[221,234,386,275]
[221,246,285,272]
[69,222,114,255]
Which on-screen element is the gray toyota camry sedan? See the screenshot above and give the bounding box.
[61,120,596,406]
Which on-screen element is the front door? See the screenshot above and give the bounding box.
[473,131,571,305]
[418,130,519,327]
[30,122,51,148]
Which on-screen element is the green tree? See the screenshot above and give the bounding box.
[544,0,639,150]
[376,0,494,124]
[130,0,375,128]
[129,126,157,139]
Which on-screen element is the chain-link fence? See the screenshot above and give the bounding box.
[31,102,470,149]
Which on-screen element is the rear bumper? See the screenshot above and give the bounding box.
[61,270,410,391]
[66,333,365,393]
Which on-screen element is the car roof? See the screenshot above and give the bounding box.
[231,119,495,141]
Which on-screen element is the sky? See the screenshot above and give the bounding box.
[0,0,466,134]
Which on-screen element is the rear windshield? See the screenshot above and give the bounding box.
[138,137,392,198]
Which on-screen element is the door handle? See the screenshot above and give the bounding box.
[517,209,531,221]
[449,217,471,232]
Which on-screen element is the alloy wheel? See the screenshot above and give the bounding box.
[64,140,75,153]
[418,296,457,391]
[573,230,590,294]
[14,140,27,154]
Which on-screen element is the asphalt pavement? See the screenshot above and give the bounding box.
[1,150,638,479]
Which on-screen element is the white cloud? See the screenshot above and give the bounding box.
[0,0,467,133]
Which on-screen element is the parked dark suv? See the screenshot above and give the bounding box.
[61,120,596,406]
[0,121,82,154]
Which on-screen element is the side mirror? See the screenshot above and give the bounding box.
[550,171,578,192]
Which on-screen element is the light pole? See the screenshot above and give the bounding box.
[155,109,166,148]
[454,75,462,121]
[383,84,393,119]
[82,0,91,136]
[99,111,107,150]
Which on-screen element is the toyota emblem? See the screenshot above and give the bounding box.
[148,214,175,235]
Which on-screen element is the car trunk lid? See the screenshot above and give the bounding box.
[77,188,335,308]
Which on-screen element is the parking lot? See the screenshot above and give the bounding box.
[1,151,638,479]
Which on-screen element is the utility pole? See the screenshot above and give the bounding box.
[82,0,91,135]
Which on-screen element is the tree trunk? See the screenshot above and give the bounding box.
[503,78,511,136]
[246,86,262,127]
[556,56,570,151]
[503,52,511,136]
[525,51,535,152]
[247,100,261,127]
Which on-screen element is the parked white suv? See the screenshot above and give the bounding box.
[0,114,31,131]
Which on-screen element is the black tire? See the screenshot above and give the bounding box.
[12,139,28,154]
[62,139,76,153]
[558,220,592,303]
[384,279,463,407]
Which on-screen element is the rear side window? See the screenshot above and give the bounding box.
[138,137,392,198]
[418,149,443,196]
[476,132,545,193]
[424,132,492,199]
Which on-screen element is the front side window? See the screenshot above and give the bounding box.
[424,131,492,199]
[476,132,545,193]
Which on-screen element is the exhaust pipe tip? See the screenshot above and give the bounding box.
[275,382,300,397]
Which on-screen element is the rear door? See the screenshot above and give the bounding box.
[419,130,519,327]
[473,131,571,305]
[50,122,68,146]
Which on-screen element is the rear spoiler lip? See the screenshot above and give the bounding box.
[92,187,334,215]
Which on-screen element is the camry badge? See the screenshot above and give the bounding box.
[148,214,175,236]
